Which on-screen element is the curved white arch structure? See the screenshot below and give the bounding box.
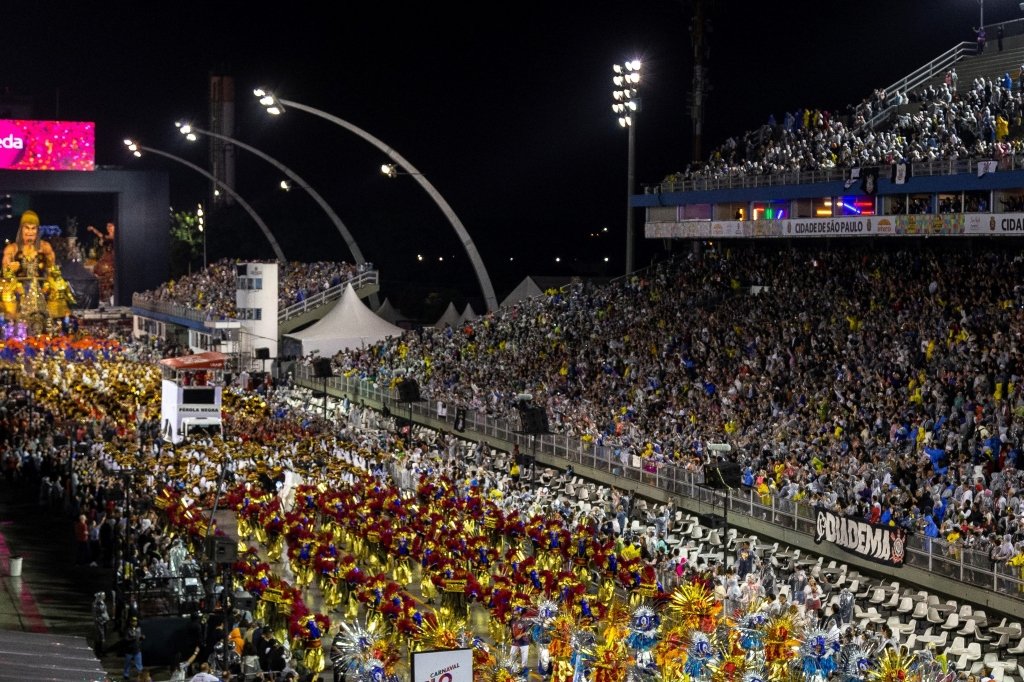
[254,90,498,312]
[176,123,368,268]
[125,140,286,263]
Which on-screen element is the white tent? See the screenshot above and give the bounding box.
[499,275,576,309]
[500,275,611,308]
[457,302,477,325]
[375,297,407,325]
[285,283,404,356]
[433,301,461,329]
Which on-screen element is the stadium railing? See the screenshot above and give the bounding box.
[294,363,1024,603]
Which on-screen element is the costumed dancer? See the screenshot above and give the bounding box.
[290,612,330,676]
[91,591,109,658]
[531,598,560,677]
[568,627,597,682]
[624,603,661,675]
[736,608,768,664]
[329,619,400,682]
[315,542,342,610]
[509,604,533,678]
[682,630,718,680]
[799,625,841,681]
[391,531,414,584]
[762,610,800,680]
[871,647,941,682]
[838,641,873,682]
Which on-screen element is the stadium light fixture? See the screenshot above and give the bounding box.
[123,139,285,263]
[253,88,497,313]
[612,59,641,275]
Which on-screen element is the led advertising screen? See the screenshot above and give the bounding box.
[0,119,95,171]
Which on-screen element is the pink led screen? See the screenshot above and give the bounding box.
[0,119,95,171]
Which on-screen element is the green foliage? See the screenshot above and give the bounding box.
[169,209,203,277]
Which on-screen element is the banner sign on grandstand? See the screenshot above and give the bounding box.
[645,213,1024,240]
[410,648,473,682]
[814,507,906,567]
[0,119,95,171]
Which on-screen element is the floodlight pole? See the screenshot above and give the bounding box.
[178,124,369,268]
[255,92,498,312]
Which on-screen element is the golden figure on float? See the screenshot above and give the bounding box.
[1,210,74,334]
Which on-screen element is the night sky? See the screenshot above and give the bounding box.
[0,1,1007,315]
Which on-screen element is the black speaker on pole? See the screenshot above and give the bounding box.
[398,379,421,402]
[312,358,333,378]
[707,462,743,489]
[254,347,270,360]
[205,535,238,564]
[520,406,549,435]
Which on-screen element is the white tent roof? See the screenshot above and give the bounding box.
[375,297,406,325]
[434,301,461,329]
[285,283,404,356]
[457,302,477,325]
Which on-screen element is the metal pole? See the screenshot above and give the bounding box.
[222,570,232,676]
[133,144,286,263]
[626,117,636,275]
[273,98,498,312]
[183,125,368,269]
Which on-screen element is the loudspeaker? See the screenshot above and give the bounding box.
[254,347,270,360]
[707,462,742,489]
[312,358,333,378]
[139,615,203,667]
[520,406,549,435]
[206,536,238,564]
[233,590,255,612]
[398,379,421,402]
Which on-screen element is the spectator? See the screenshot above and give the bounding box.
[187,662,220,682]
[121,615,145,681]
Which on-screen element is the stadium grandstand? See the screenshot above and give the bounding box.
[270,23,1024,679]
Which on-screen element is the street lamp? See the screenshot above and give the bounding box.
[254,88,498,313]
[124,139,286,262]
[175,122,370,269]
[197,203,206,270]
[612,59,641,275]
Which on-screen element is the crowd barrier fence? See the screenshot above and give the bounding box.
[293,365,1024,604]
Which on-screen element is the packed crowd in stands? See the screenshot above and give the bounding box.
[669,61,1024,184]
[134,259,369,319]
[326,243,1024,565]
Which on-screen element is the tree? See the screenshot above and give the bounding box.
[169,208,203,277]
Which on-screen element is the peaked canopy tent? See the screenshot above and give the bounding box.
[457,303,478,325]
[284,283,404,357]
[499,275,613,308]
[375,297,408,326]
[433,301,461,329]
